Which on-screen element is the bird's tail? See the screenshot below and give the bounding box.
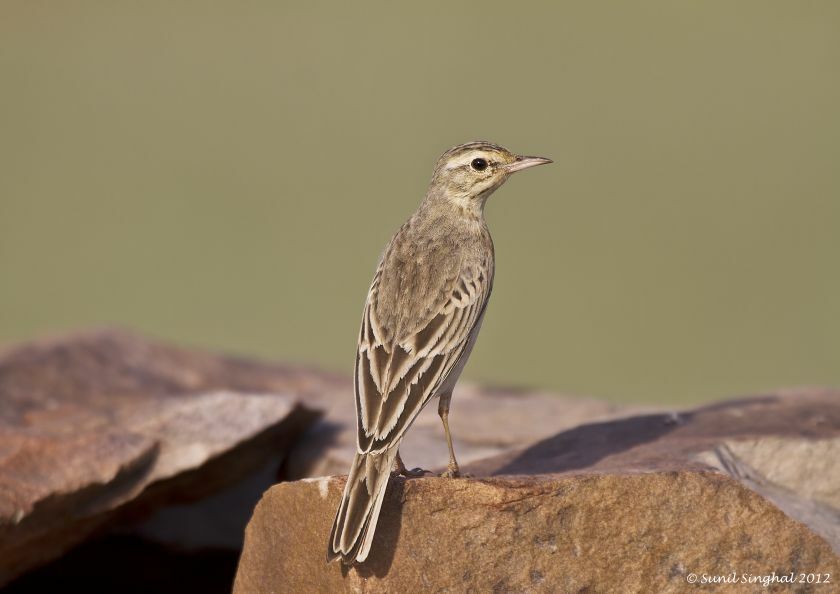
[327,448,397,564]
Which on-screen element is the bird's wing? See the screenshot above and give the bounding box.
[354,251,492,454]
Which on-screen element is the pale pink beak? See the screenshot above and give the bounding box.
[505,155,553,173]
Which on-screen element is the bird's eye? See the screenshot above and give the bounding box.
[470,158,488,172]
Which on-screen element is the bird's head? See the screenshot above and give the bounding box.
[428,141,551,209]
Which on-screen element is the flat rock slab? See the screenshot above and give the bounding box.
[235,389,840,593]
[0,329,339,585]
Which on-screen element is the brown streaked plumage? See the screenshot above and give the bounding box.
[327,141,551,565]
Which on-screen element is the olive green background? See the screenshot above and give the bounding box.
[2,2,838,404]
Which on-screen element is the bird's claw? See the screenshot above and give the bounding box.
[439,465,468,478]
[399,466,431,478]
[393,457,432,478]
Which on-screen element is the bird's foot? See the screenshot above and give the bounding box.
[439,463,468,478]
[393,456,432,478]
[400,466,432,478]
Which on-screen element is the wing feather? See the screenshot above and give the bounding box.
[354,253,492,455]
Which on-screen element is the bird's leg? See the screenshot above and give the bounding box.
[438,391,462,478]
[393,449,429,478]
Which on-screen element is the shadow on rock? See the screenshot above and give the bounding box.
[4,535,238,594]
[486,413,686,476]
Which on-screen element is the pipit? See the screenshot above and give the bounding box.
[327,141,551,565]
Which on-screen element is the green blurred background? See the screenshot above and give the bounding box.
[1,2,838,404]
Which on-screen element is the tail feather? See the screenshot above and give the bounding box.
[327,448,397,564]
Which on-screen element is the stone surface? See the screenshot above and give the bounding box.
[0,329,339,586]
[234,389,840,593]
[282,380,655,480]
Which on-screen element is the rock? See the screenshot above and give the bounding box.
[0,329,339,586]
[282,381,655,480]
[234,389,840,593]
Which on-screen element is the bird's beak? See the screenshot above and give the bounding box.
[505,155,553,173]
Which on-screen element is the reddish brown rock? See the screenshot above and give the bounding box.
[0,329,338,586]
[234,389,840,593]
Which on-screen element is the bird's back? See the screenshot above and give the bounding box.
[371,205,495,349]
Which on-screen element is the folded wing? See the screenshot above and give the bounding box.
[355,256,492,454]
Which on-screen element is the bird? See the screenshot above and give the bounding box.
[326,141,551,565]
